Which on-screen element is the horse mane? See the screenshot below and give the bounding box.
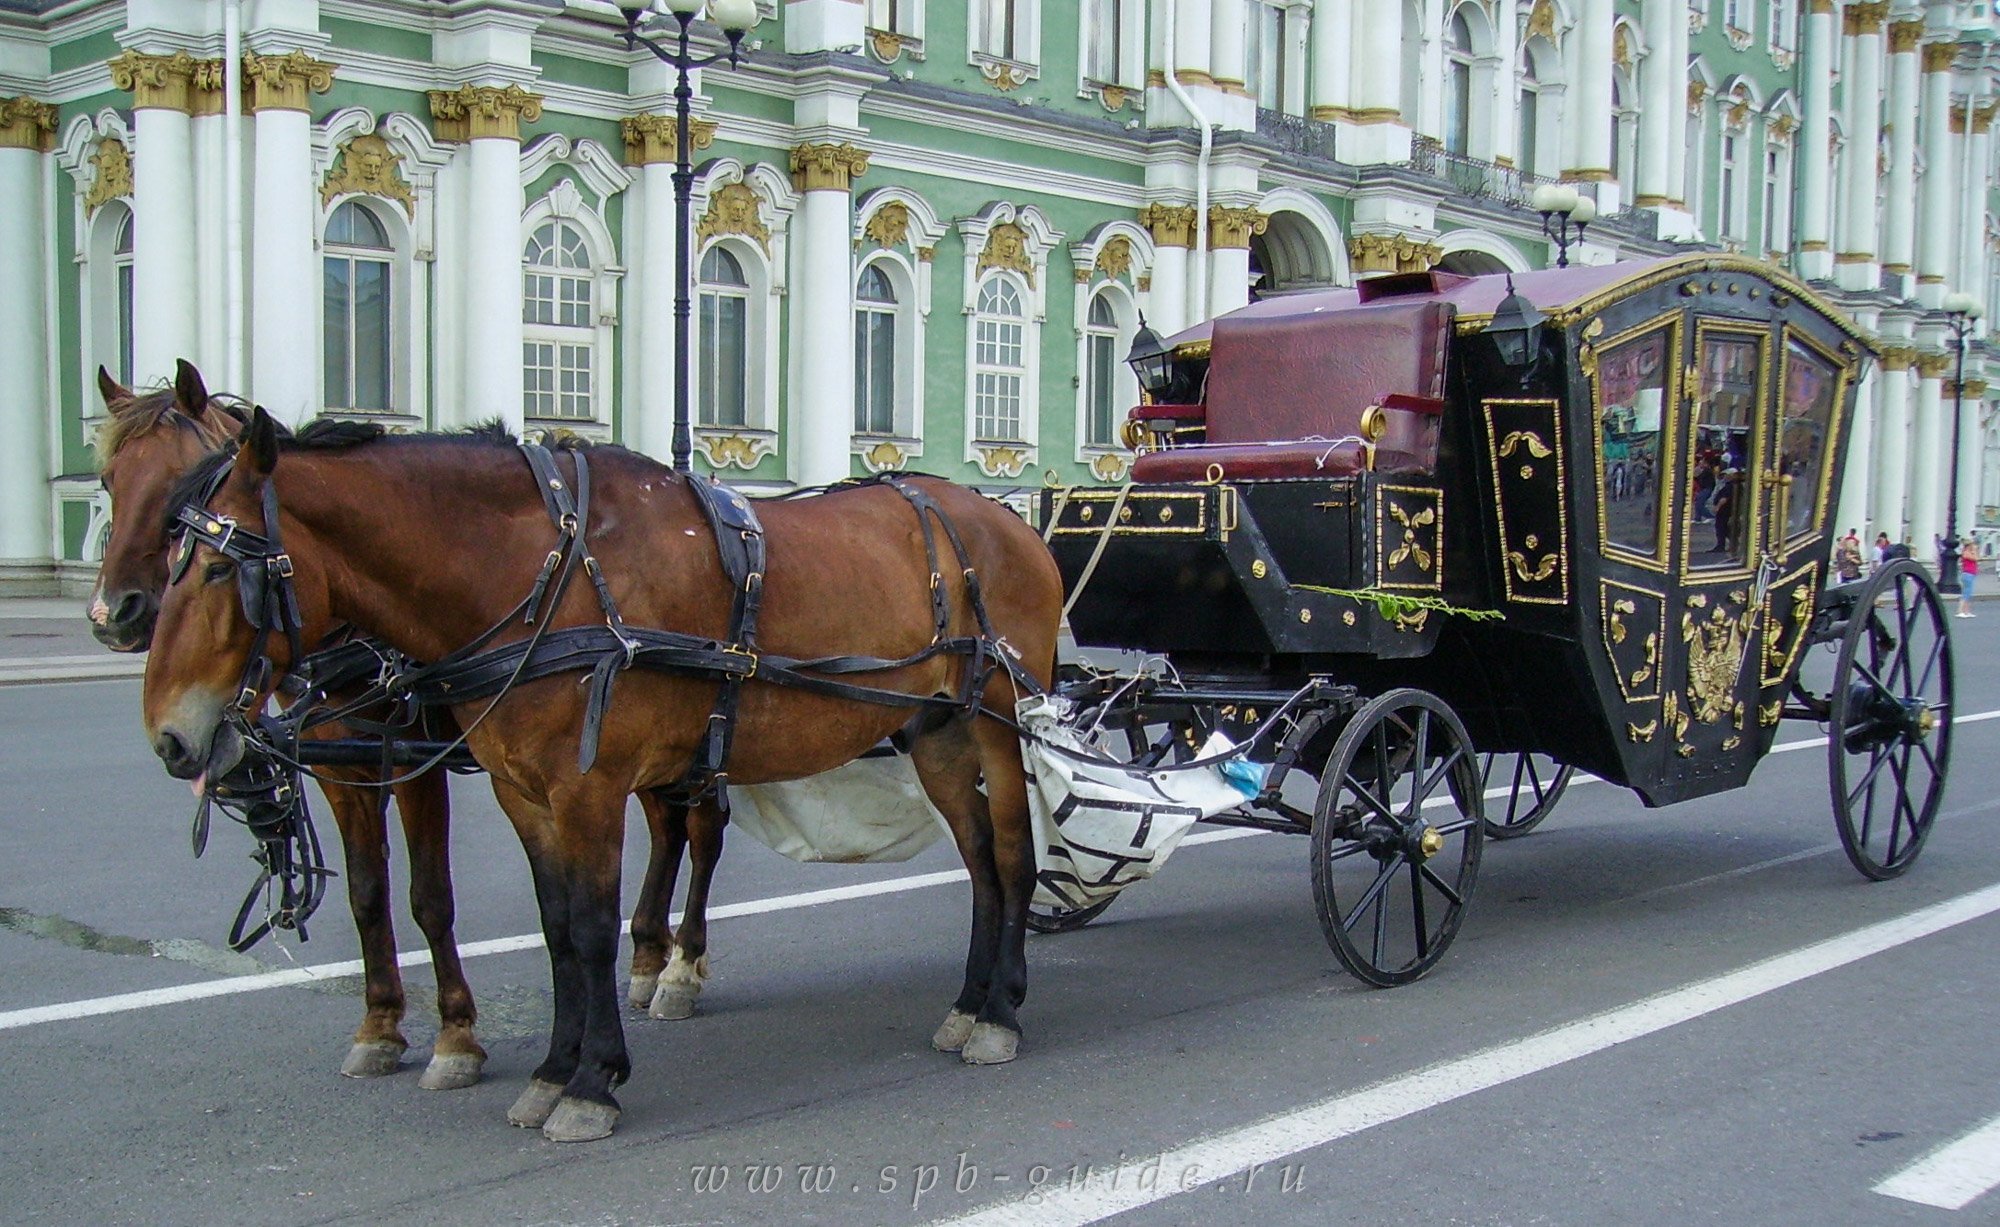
[94,387,252,461]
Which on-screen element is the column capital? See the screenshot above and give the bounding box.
[428,83,543,142]
[1207,205,1268,250]
[1888,20,1924,56]
[1922,41,1958,73]
[1878,345,1917,371]
[1915,352,1953,379]
[787,141,869,192]
[621,113,716,166]
[108,50,225,114]
[1974,100,1998,135]
[1138,202,1198,248]
[242,50,335,114]
[0,96,58,152]
[1348,232,1443,275]
[1843,3,1888,35]
[1807,0,1836,13]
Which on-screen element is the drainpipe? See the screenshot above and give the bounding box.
[223,0,245,394]
[1161,0,1213,322]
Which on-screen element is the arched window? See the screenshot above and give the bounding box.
[112,210,135,388]
[1247,0,1289,112]
[1444,10,1474,155]
[323,201,394,412]
[1764,139,1792,254]
[854,262,898,434]
[1719,132,1742,241]
[1399,0,1423,123]
[972,276,1027,442]
[698,246,750,428]
[522,220,595,421]
[1518,45,1542,176]
[1082,293,1124,449]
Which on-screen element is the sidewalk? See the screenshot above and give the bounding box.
[0,596,147,685]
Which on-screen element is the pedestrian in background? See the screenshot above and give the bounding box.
[1959,539,1980,618]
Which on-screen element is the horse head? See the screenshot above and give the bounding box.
[90,359,246,651]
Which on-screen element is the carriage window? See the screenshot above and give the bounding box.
[1778,338,1840,540]
[1689,333,1763,571]
[1596,327,1671,559]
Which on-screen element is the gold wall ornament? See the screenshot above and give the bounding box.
[1974,100,1998,136]
[108,50,223,114]
[1377,486,1444,590]
[1525,0,1558,43]
[0,97,58,152]
[789,141,870,192]
[1760,699,1782,726]
[861,439,907,470]
[428,83,544,142]
[1484,398,1570,605]
[1612,25,1632,70]
[1768,114,1797,142]
[1686,78,1709,116]
[242,50,335,113]
[1843,2,1888,35]
[1681,602,1757,724]
[1094,235,1134,281]
[621,113,716,166]
[696,181,772,254]
[1099,85,1129,112]
[864,200,911,249]
[977,222,1036,287]
[1888,20,1924,55]
[1207,206,1268,250]
[1664,690,1688,741]
[1497,430,1553,460]
[1089,452,1129,482]
[916,245,935,262]
[1507,547,1559,582]
[698,433,767,470]
[975,444,1031,478]
[1915,352,1953,379]
[978,59,1031,92]
[1627,720,1658,743]
[1601,581,1665,701]
[1138,202,1198,249]
[1922,41,1958,73]
[321,133,415,215]
[83,137,133,214]
[1347,232,1443,274]
[868,30,905,63]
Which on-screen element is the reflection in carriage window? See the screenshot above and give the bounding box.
[1779,339,1838,539]
[1596,328,1669,557]
[1689,334,1762,570]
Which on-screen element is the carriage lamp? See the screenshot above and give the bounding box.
[616,0,758,472]
[1125,317,1175,400]
[1532,184,1595,269]
[1938,291,1985,594]
[1484,275,1547,372]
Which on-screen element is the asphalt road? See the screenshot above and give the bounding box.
[1,614,1997,1226]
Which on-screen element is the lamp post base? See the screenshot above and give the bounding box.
[1938,533,1962,595]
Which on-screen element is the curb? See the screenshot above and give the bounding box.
[0,655,147,686]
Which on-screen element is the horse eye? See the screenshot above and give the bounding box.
[203,560,235,584]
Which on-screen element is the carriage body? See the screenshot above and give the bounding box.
[1045,255,1874,807]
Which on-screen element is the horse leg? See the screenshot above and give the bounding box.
[909,719,1005,1057]
[395,769,487,1091]
[321,776,408,1078]
[962,714,1036,1065]
[492,778,584,1131]
[650,797,723,1021]
[628,790,687,1009]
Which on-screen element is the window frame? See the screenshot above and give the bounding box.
[321,198,400,415]
[695,243,753,431]
[521,217,600,425]
[971,273,1030,445]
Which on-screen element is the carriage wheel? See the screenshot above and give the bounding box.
[1828,559,1953,881]
[1477,752,1575,840]
[1027,898,1116,934]
[1311,688,1484,987]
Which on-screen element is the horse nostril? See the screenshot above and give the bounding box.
[110,590,148,628]
[154,729,198,777]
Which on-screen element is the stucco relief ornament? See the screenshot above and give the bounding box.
[322,133,415,215]
[977,222,1035,287]
[1094,235,1134,281]
[697,182,772,254]
[1525,0,1559,43]
[85,137,133,215]
[864,200,911,250]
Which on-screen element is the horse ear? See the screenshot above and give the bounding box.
[243,405,280,476]
[174,359,210,417]
[97,365,131,408]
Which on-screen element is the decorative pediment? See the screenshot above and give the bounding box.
[854,187,946,257]
[1069,220,1156,288]
[322,133,414,214]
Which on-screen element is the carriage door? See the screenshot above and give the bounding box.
[1657,321,1775,795]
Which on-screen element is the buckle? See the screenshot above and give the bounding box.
[272,553,294,578]
[211,517,239,554]
[721,644,759,678]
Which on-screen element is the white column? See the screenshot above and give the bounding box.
[1958,89,1992,301]
[1872,348,1913,544]
[1915,43,1955,307]
[1210,0,1246,95]
[1340,0,1409,164]
[1881,21,1921,284]
[1413,0,1443,139]
[1565,0,1615,181]
[0,113,52,574]
[1955,372,1981,539]
[1140,204,1193,337]
[1835,9,1883,292]
[1207,206,1257,318]
[1839,354,1877,542]
[1636,0,1677,206]
[1490,0,1519,170]
[246,53,333,426]
[788,142,866,487]
[635,161,677,462]
[112,53,205,388]
[1909,352,1946,544]
[1797,0,1836,280]
[1309,0,1353,120]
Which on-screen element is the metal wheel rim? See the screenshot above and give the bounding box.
[1477,751,1575,839]
[1311,688,1484,987]
[1828,559,1953,881]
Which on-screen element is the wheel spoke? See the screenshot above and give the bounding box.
[1409,859,1430,959]
[1849,657,1902,705]
[1341,856,1402,934]
[1417,746,1467,809]
[1341,774,1398,825]
[1370,882,1389,968]
[1418,859,1467,907]
[1846,744,1895,809]
[1405,712,1432,820]
[1914,631,1946,696]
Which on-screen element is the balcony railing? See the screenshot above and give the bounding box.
[1408,136,1551,207]
[1255,108,1339,163]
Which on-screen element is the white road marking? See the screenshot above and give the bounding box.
[1875,1113,2000,1209]
[932,881,2000,1227]
[3,708,1994,1034]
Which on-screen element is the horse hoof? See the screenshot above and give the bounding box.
[931,1009,977,1053]
[542,1097,620,1143]
[506,1079,566,1129]
[627,973,660,1010]
[418,1051,484,1091]
[648,983,699,1021]
[339,1041,405,1079]
[960,1022,1020,1066]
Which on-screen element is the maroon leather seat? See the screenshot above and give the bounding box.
[1129,438,1371,483]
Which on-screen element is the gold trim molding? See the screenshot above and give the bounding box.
[108,50,224,115]
[243,50,334,113]
[789,141,869,192]
[621,112,716,166]
[0,96,57,152]
[321,132,413,215]
[427,83,543,142]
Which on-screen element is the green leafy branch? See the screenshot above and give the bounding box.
[1292,585,1504,623]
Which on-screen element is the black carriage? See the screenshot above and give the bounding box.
[1038,254,1953,984]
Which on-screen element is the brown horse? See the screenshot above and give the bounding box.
[91,364,721,1091]
[143,408,1060,1141]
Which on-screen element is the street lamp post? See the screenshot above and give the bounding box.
[1530,183,1596,269]
[616,0,758,473]
[1938,291,1985,594]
